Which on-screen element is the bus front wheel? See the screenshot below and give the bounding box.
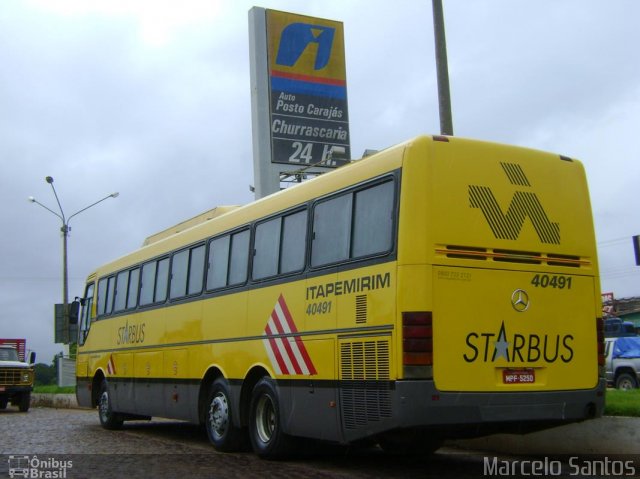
[248,377,292,458]
[98,380,123,430]
[205,378,245,452]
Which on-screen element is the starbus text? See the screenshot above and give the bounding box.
[464,322,574,363]
[116,321,146,345]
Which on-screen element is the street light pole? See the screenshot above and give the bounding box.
[28,177,119,345]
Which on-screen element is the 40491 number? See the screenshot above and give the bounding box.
[307,300,332,316]
[530,274,572,289]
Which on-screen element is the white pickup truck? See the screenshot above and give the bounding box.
[605,336,640,390]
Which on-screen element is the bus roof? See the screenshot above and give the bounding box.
[88,135,411,278]
[142,206,241,247]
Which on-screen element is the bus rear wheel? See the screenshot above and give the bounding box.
[98,380,123,430]
[205,378,245,452]
[248,377,292,458]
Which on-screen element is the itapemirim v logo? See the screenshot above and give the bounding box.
[469,162,561,245]
[7,455,72,478]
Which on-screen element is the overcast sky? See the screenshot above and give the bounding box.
[2,0,639,363]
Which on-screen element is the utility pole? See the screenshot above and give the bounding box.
[432,0,454,136]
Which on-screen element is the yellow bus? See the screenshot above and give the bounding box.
[72,135,605,457]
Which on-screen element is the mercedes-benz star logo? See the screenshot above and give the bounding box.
[511,289,530,312]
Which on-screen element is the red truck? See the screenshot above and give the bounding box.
[0,339,36,412]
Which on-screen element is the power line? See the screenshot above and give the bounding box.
[600,269,640,279]
[598,237,632,247]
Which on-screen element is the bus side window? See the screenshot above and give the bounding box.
[311,194,352,267]
[113,270,129,312]
[188,244,206,295]
[139,258,169,305]
[105,276,116,315]
[253,209,308,281]
[206,230,249,290]
[96,277,108,317]
[140,261,157,306]
[253,217,281,280]
[228,230,250,286]
[207,235,230,290]
[170,249,189,299]
[79,283,95,345]
[170,244,206,300]
[310,180,395,268]
[155,257,170,303]
[352,181,395,258]
[280,209,307,274]
[127,267,140,309]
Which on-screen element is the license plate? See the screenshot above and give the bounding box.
[503,369,535,384]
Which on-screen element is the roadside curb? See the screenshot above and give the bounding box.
[31,393,82,409]
[449,416,640,455]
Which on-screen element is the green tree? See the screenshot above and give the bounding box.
[34,362,56,386]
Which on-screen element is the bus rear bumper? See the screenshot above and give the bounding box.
[392,378,606,438]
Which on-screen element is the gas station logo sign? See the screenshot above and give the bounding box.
[266,10,350,166]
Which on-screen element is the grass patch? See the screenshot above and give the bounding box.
[33,385,76,394]
[605,388,640,417]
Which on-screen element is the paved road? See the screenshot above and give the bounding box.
[0,407,629,479]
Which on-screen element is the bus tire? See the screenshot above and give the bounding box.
[615,373,638,390]
[98,380,123,430]
[205,378,245,452]
[18,392,30,412]
[248,377,292,458]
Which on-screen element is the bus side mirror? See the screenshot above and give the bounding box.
[69,300,80,325]
[28,351,36,364]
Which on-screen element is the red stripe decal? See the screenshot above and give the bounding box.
[278,295,316,374]
[271,311,302,375]
[263,295,317,376]
[265,323,289,375]
[278,294,298,333]
[294,335,317,375]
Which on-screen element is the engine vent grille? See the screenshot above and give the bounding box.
[340,338,392,430]
[355,295,367,324]
[436,245,589,268]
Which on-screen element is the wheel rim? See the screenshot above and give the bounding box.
[209,393,229,439]
[99,391,110,422]
[255,394,276,444]
[619,379,634,390]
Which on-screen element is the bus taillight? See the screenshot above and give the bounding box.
[403,311,433,367]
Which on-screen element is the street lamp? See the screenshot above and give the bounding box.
[28,176,119,344]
